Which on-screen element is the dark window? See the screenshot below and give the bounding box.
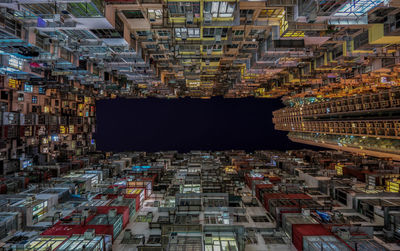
[1,91,8,100]
[122,10,144,19]
[240,9,254,18]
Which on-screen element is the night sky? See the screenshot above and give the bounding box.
[94,97,318,152]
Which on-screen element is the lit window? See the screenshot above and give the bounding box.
[32,96,38,104]
[38,87,46,94]
[8,78,20,89]
[204,2,235,18]
[8,55,23,70]
[168,2,200,16]
[175,28,200,38]
[24,84,33,93]
[148,9,162,19]
[258,8,284,18]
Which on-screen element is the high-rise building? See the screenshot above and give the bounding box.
[273,87,400,160]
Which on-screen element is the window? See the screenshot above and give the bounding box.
[157,30,170,37]
[8,78,20,89]
[148,9,162,19]
[175,28,200,38]
[258,8,285,18]
[168,2,200,15]
[38,87,46,94]
[233,215,248,223]
[203,45,222,52]
[136,30,151,37]
[122,10,144,19]
[227,44,238,49]
[146,44,157,49]
[251,216,270,222]
[242,44,257,49]
[8,55,23,70]
[204,2,235,18]
[24,84,33,93]
[202,28,228,38]
[32,106,41,113]
[32,96,38,104]
[233,30,244,36]
[240,9,254,18]
[204,214,225,224]
[249,29,263,36]
[152,54,165,59]
[18,94,24,102]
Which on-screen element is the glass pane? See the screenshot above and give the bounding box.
[219,2,227,13]
[204,2,211,12]
[227,3,235,13]
[212,2,219,13]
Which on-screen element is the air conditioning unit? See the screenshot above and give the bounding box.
[170,232,178,244]
[43,38,51,45]
[306,12,317,23]
[53,14,61,23]
[26,195,36,202]
[123,229,132,239]
[205,234,213,244]
[204,13,212,25]
[207,49,212,56]
[181,32,188,41]
[108,208,117,218]
[82,208,90,218]
[302,208,310,216]
[149,11,156,22]
[84,229,95,240]
[246,13,253,24]
[215,35,221,42]
[337,228,351,240]
[186,12,193,24]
